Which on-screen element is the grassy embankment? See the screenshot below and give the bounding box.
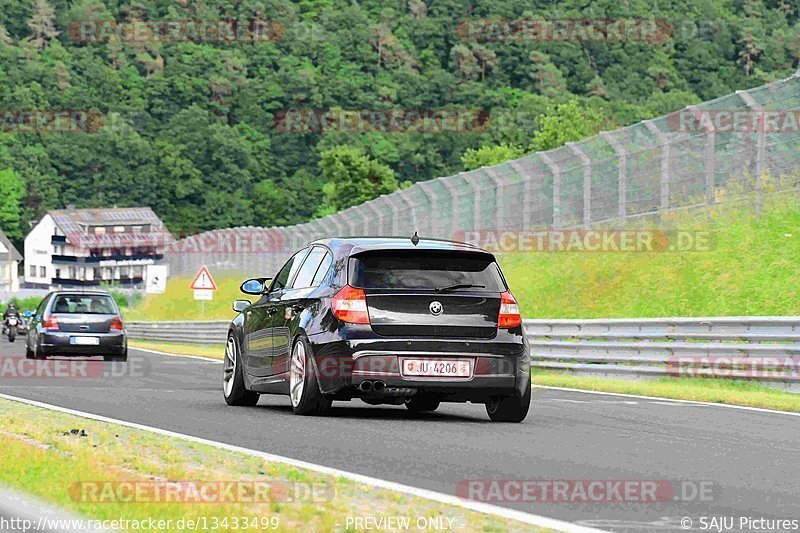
[125,195,800,321]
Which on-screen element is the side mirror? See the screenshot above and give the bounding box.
[240,278,269,295]
[232,300,251,313]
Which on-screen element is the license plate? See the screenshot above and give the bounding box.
[401,358,471,378]
[70,337,100,346]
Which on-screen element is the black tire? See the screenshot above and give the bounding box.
[34,340,46,360]
[8,328,16,342]
[404,395,441,412]
[223,334,259,406]
[103,351,127,362]
[485,380,531,422]
[289,336,332,416]
[25,343,33,359]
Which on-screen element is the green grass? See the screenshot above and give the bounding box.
[502,194,800,318]
[129,340,225,359]
[532,371,800,412]
[0,398,540,532]
[122,273,251,321]
[124,194,800,321]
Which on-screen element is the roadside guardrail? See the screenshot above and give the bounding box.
[127,317,800,390]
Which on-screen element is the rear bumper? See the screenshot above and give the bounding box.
[40,331,127,356]
[308,326,530,399]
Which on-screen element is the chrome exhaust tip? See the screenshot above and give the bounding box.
[359,380,373,392]
[373,381,386,392]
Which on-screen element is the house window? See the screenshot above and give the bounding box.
[30,265,36,277]
[114,226,125,233]
[55,269,61,278]
[40,266,47,277]
[94,226,106,236]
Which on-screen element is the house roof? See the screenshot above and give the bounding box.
[0,229,22,262]
[50,207,166,232]
[48,207,173,249]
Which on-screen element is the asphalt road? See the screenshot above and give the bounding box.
[1,340,798,532]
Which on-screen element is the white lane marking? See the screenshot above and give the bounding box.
[535,385,800,417]
[0,393,605,533]
[128,346,221,363]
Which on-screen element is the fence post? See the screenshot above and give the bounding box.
[460,172,485,231]
[375,195,399,235]
[738,90,766,215]
[567,142,592,227]
[644,120,670,212]
[538,152,561,228]
[508,159,531,229]
[394,190,418,234]
[483,166,505,230]
[601,131,627,220]
[416,182,439,237]
[363,199,383,236]
[440,176,462,238]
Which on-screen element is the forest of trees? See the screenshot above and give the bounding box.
[1,0,799,247]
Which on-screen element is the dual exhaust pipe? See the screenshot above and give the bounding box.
[358,380,386,393]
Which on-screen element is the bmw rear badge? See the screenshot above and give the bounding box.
[429,301,443,316]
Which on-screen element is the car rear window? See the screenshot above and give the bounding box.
[51,295,117,314]
[349,251,506,291]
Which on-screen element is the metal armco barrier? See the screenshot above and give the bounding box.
[126,321,229,345]
[127,317,800,390]
[526,317,800,391]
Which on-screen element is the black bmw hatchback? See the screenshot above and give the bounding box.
[223,237,531,422]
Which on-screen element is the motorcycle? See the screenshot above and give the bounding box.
[5,316,19,342]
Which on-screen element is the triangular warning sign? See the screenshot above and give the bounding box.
[189,265,217,290]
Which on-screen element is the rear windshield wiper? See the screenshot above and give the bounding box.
[434,283,486,293]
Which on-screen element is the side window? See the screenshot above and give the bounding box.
[35,296,50,318]
[291,248,328,289]
[270,249,308,292]
[310,252,333,287]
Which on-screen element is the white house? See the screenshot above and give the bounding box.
[24,206,173,289]
[0,230,22,293]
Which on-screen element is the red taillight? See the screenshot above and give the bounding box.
[332,285,370,324]
[498,291,522,329]
[110,317,124,330]
[43,315,59,331]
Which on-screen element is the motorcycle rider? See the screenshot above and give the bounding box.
[3,303,20,334]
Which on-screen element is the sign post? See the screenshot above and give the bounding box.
[189,265,217,318]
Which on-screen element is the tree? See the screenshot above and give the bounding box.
[0,169,24,240]
[0,25,12,47]
[27,0,59,50]
[530,100,606,153]
[318,146,399,213]
[461,143,525,171]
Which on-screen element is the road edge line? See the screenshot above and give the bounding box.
[534,385,800,417]
[128,346,221,362]
[0,392,605,533]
